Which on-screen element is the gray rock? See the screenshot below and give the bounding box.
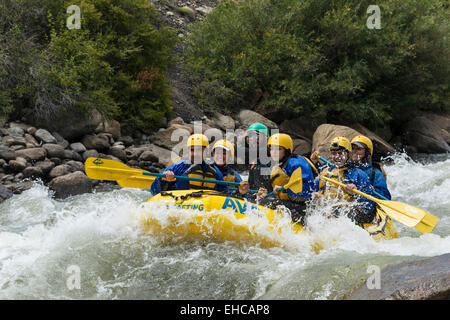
[118,136,134,147]
[211,112,235,131]
[24,133,39,147]
[125,147,147,161]
[25,109,103,141]
[35,129,57,144]
[72,151,82,162]
[109,146,127,162]
[138,150,159,163]
[48,164,72,179]
[43,144,65,158]
[70,142,87,153]
[27,127,37,135]
[348,254,450,300]
[95,120,121,139]
[22,166,44,179]
[63,149,75,160]
[0,184,13,202]
[65,160,84,173]
[402,116,450,153]
[15,147,47,162]
[2,135,27,147]
[34,160,56,175]
[8,127,24,137]
[50,157,62,166]
[0,144,16,161]
[168,117,184,126]
[8,157,27,173]
[150,123,193,149]
[9,122,30,131]
[238,109,278,130]
[81,134,111,151]
[82,149,99,161]
[48,171,93,199]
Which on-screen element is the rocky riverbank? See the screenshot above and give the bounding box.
[1,107,449,203]
[347,253,450,300]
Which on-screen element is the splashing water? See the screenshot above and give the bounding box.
[0,153,449,299]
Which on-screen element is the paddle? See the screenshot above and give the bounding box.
[319,175,438,234]
[85,157,258,192]
[263,168,303,199]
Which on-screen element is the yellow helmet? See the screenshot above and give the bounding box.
[268,133,293,153]
[329,137,352,153]
[212,139,235,159]
[351,135,373,156]
[187,134,209,148]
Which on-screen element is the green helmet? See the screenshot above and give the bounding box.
[247,123,269,136]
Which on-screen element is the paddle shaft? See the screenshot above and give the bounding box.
[142,171,259,191]
[319,156,388,200]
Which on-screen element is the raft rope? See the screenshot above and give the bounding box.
[160,190,223,204]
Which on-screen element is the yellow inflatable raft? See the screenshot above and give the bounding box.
[139,190,398,247]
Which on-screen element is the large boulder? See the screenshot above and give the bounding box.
[48,171,93,199]
[312,124,361,160]
[25,109,103,141]
[150,123,193,150]
[312,124,395,160]
[15,147,47,162]
[348,254,450,300]
[402,116,450,153]
[237,109,278,130]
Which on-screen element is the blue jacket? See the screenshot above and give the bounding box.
[273,155,316,199]
[314,166,377,215]
[150,159,227,195]
[358,162,391,200]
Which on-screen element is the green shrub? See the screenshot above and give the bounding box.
[186,0,449,128]
[0,0,178,131]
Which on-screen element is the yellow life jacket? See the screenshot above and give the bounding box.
[223,171,237,183]
[184,163,218,190]
[317,167,353,202]
[270,165,290,200]
[270,154,316,200]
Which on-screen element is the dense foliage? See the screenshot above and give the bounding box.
[0,0,177,131]
[186,0,449,128]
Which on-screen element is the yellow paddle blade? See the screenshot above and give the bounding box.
[85,157,145,181]
[286,167,303,193]
[377,200,437,233]
[320,176,438,234]
[117,175,155,189]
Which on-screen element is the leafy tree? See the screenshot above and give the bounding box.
[186,0,449,129]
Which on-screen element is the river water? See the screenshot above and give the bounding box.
[0,153,449,299]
